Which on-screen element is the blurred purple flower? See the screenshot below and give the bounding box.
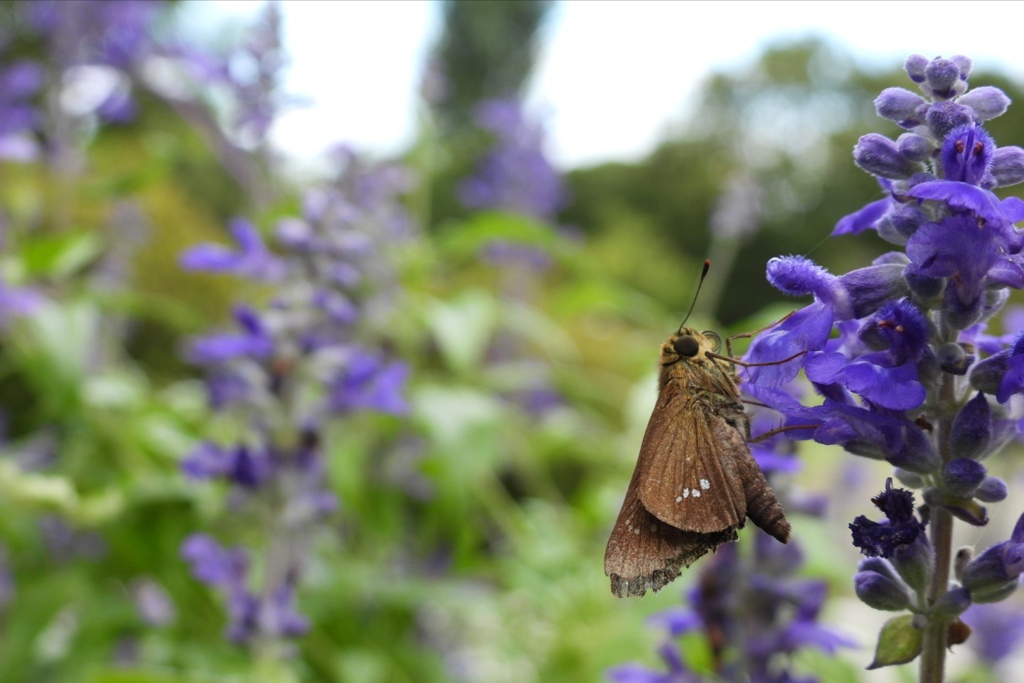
[329,351,409,415]
[180,218,288,281]
[458,98,567,221]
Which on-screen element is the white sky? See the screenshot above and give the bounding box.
[195,0,1024,170]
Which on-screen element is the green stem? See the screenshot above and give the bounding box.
[919,367,957,683]
[919,505,953,683]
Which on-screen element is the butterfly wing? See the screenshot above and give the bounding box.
[603,461,738,597]
[635,392,748,533]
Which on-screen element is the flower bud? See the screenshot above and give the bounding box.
[949,392,993,460]
[905,54,928,83]
[951,55,973,80]
[931,586,971,618]
[925,58,964,99]
[894,468,925,489]
[855,569,914,610]
[890,535,933,593]
[941,458,987,497]
[854,134,923,179]
[903,266,946,300]
[962,542,1022,603]
[896,133,934,162]
[875,88,927,126]
[936,342,970,375]
[969,351,1009,395]
[991,146,1024,187]
[958,86,1010,122]
[954,547,974,581]
[927,102,974,140]
[889,424,940,475]
[837,263,909,319]
[975,476,1008,503]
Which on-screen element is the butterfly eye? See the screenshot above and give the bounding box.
[702,331,722,352]
[672,335,700,357]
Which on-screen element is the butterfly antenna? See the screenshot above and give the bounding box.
[678,259,711,333]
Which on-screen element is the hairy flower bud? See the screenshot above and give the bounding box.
[969,351,1010,395]
[905,54,929,83]
[990,146,1024,187]
[854,134,924,179]
[925,58,966,100]
[962,542,1022,603]
[927,102,975,140]
[950,392,993,460]
[957,86,1011,122]
[942,458,987,497]
[896,133,934,162]
[932,586,971,618]
[891,535,933,592]
[875,88,927,126]
[975,476,1008,503]
[855,568,914,610]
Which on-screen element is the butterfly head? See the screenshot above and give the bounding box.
[663,327,723,364]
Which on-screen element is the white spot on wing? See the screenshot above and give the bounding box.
[692,489,701,498]
[682,489,689,499]
[675,495,683,503]
[700,478,710,490]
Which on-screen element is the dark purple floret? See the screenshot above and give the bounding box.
[850,479,927,558]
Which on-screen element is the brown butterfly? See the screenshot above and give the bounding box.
[604,267,792,598]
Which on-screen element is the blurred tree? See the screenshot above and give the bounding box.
[430,0,554,136]
[419,0,556,226]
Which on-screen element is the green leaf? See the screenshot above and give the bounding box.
[867,613,922,669]
[19,230,103,279]
[423,290,498,374]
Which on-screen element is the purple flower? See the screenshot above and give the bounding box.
[961,511,1024,601]
[995,332,1024,403]
[939,124,993,185]
[181,534,248,586]
[187,305,275,364]
[905,214,1024,315]
[849,479,928,558]
[963,600,1024,664]
[181,442,272,488]
[804,299,929,411]
[328,350,409,415]
[0,280,46,328]
[832,179,894,236]
[180,218,288,281]
[458,98,567,220]
[606,641,700,683]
